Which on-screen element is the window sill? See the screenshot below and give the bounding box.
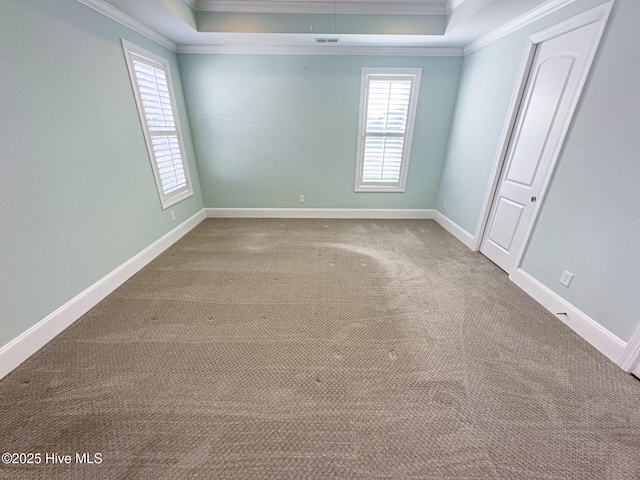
[355,185,406,193]
[161,189,194,210]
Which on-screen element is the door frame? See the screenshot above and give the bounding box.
[471,2,614,275]
[619,325,640,374]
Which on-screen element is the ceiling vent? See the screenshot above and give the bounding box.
[315,38,339,43]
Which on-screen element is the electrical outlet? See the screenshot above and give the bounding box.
[560,270,574,287]
[299,195,305,203]
[170,211,176,221]
[443,201,448,210]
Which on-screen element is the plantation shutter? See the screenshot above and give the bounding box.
[355,69,421,192]
[362,77,412,183]
[122,41,193,209]
[131,55,187,195]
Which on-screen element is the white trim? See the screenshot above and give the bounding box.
[510,269,626,365]
[177,44,464,56]
[75,0,177,51]
[473,2,613,264]
[195,0,448,15]
[205,208,435,219]
[183,0,197,9]
[0,209,206,380]
[618,326,640,373]
[446,0,465,14]
[529,1,614,44]
[434,211,475,249]
[464,0,579,55]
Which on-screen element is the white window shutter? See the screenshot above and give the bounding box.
[122,40,193,209]
[355,68,422,192]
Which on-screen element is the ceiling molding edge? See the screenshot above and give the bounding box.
[195,0,448,15]
[183,0,197,8]
[76,0,178,51]
[446,0,465,14]
[464,0,577,55]
[177,44,464,56]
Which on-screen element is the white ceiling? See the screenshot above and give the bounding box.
[95,0,557,52]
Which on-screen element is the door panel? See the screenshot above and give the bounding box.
[480,22,599,272]
[486,198,526,252]
[505,56,575,187]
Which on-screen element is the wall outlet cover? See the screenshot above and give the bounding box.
[560,270,574,287]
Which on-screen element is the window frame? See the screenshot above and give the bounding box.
[121,39,193,210]
[354,67,422,193]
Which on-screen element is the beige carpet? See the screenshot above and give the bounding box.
[1,219,639,479]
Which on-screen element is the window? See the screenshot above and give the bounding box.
[122,40,193,209]
[355,68,422,192]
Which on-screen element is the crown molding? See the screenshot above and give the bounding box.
[178,43,464,56]
[195,0,448,15]
[76,0,178,51]
[464,0,578,55]
[183,0,197,8]
[446,0,465,14]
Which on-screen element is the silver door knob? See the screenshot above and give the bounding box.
[531,196,537,203]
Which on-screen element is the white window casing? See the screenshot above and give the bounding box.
[122,40,193,209]
[355,68,422,192]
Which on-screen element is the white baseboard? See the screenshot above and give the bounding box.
[618,326,640,373]
[205,208,436,219]
[0,208,207,380]
[510,268,626,365]
[433,211,475,249]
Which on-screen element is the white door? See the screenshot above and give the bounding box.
[480,22,600,272]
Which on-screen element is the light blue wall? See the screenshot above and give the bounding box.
[435,40,523,232]
[436,0,640,341]
[0,0,204,347]
[178,54,463,209]
[521,0,640,341]
[436,0,612,233]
